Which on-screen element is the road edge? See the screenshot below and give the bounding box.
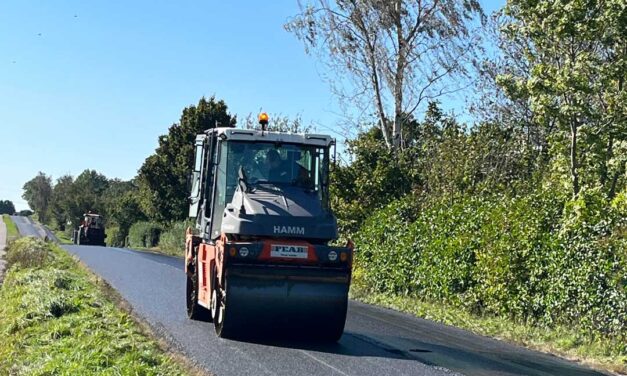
[61,245,212,376]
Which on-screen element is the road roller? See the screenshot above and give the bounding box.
[184,113,353,341]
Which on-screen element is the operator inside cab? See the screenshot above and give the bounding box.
[265,149,288,182]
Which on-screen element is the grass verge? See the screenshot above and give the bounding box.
[52,229,73,244]
[0,237,193,375]
[134,245,183,258]
[350,276,626,375]
[2,214,19,241]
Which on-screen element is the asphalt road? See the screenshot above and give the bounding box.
[9,218,607,375]
[10,215,47,238]
[56,243,609,376]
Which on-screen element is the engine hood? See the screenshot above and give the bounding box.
[221,185,338,240]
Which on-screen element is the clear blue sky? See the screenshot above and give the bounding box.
[0,1,503,211]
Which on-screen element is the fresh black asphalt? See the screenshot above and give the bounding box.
[12,219,610,375]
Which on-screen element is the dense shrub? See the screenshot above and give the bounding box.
[5,237,53,269]
[106,226,126,247]
[128,221,162,248]
[354,187,627,345]
[158,221,194,256]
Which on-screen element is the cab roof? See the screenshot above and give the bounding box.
[202,127,334,147]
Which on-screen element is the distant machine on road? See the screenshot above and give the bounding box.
[72,212,106,246]
[184,113,353,341]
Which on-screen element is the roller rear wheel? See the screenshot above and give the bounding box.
[186,253,211,321]
[214,276,236,338]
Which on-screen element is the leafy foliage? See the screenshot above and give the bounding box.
[137,96,236,222]
[128,221,163,248]
[354,188,627,351]
[333,102,539,234]
[0,200,15,215]
[158,220,195,256]
[497,0,627,197]
[22,172,53,223]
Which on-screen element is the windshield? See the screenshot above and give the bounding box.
[224,141,328,201]
[208,140,329,238]
[85,215,103,228]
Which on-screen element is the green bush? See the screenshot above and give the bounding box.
[106,226,126,247]
[5,237,53,269]
[128,221,162,248]
[158,221,194,256]
[354,187,626,350]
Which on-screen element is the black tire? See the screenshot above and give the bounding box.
[186,252,211,321]
[313,298,347,342]
[214,275,236,338]
[317,320,346,342]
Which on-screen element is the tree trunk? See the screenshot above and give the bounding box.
[366,37,391,148]
[392,0,404,151]
[609,171,620,200]
[600,134,613,188]
[570,119,580,197]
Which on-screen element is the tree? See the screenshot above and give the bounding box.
[332,126,411,233]
[22,172,53,223]
[497,0,627,197]
[137,96,236,222]
[50,175,75,230]
[286,0,485,150]
[71,170,110,224]
[103,179,146,243]
[0,200,16,215]
[469,11,550,175]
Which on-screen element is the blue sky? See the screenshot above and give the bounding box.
[0,1,504,211]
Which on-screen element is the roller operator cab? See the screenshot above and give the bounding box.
[185,116,353,341]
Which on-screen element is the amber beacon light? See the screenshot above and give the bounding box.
[258,112,269,130]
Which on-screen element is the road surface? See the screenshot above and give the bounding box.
[10,215,48,238]
[12,219,609,376]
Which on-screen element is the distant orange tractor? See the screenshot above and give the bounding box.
[72,212,106,246]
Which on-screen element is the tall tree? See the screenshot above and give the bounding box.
[50,175,75,230]
[286,0,485,150]
[137,96,236,222]
[103,179,146,242]
[497,0,627,197]
[22,172,53,223]
[60,169,111,227]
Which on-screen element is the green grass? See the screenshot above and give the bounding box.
[2,214,19,241]
[53,229,73,244]
[0,237,190,375]
[134,245,183,258]
[350,271,627,375]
